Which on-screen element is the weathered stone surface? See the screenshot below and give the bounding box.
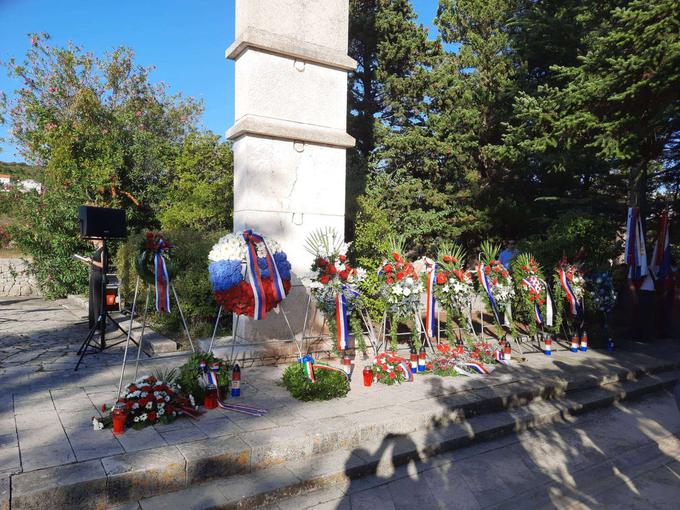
[177,436,251,484]
[102,447,186,505]
[0,476,9,510]
[11,460,107,510]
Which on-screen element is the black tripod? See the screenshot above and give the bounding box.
[75,238,133,371]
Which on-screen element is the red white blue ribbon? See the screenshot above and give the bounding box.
[559,269,581,316]
[243,229,286,320]
[522,277,544,325]
[300,355,316,384]
[397,361,414,382]
[314,361,350,381]
[650,210,671,284]
[477,264,499,318]
[425,261,437,338]
[207,364,267,416]
[464,362,489,374]
[154,251,171,313]
[624,207,649,287]
[494,350,510,366]
[335,291,350,351]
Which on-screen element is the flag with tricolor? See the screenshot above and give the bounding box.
[650,210,672,288]
[624,207,649,288]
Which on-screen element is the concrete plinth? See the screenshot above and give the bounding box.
[227,0,355,342]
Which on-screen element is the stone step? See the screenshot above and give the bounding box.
[135,370,680,510]
[8,363,679,510]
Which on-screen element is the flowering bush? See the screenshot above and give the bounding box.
[512,253,551,336]
[372,352,412,385]
[303,228,368,354]
[377,237,423,350]
[208,231,292,317]
[433,243,476,343]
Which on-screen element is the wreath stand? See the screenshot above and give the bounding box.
[116,275,194,396]
[375,307,437,355]
[205,265,302,366]
[297,293,382,358]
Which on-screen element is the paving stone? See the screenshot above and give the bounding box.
[102,447,186,505]
[177,435,251,483]
[115,426,168,453]
[0,476,8,510]
[11,459,107,510]
[191,416,242,438]
[349,485,396,510]
[21,442,76,471]
[16,425,67,449]
[139,482,228,510]
[242,425,312,469]
[66,426,125,461]
[159,426,208,445]
[421,464,481,510]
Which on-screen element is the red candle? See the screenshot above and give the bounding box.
[204,387,218,409]
[112,400,127,435]
[363,366,373,387]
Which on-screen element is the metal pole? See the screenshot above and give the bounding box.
[279,301,303,359]
[228,312,241,365]
[300,293,312,354]
[171,284,194,353]
[133,287,150,380]
[208,306,223,353]
[117,277,140,397]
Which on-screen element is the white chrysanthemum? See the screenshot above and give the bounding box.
[209,232,283,262]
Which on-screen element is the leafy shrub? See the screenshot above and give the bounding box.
[281,362,350,401]
[177,351,231,404]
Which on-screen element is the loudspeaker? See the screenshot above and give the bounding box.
[78,206,127,239]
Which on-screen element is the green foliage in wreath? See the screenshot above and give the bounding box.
[135,232,177,285]
[177,352,231,404]
[281,362,350,401]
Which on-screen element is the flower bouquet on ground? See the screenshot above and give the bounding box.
[475,241,515,336]
[177,352,231,405]
[303,228,368,356]
[433,243,476,344]
[136,232,176,312]
[282,356,350,401]
[428,340,498,377]
[511,253,553,337]
[208,230,292,318]
[93,375,198,431]
[377,237,423,351]
[372,351,413,385]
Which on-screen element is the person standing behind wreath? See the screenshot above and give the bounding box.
[499,239,518,271]
[88,239,106,330]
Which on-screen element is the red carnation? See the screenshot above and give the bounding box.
[502,271,509,278]
[339,270,349,281]
[426,363,433,370]
[386,276,394,284]
[339,255,347,262]
[147,411,157,422]
[396,272,405,281]
[101,404,107,412]
[128,385,137,392]
[316,257,328,268]
[145,232,153,239]
[319,275,330,284]
[492,278,498,285]
[327,265,337,275]
[485,266,491,275]
[384,264,393,273]
[452,257,458,264]
[392,252,401,262]
[389,372,396,380]
[436,273,447,285]
[165,405,174,415]
[522,265,529,271]
[443,255,452,263]
[141,385,151,392]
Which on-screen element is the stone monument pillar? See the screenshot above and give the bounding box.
[226,0,356,347]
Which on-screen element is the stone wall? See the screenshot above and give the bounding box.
[0,258,40,297]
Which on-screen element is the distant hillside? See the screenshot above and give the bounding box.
[0,161,43,181]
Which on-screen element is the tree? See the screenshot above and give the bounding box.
[2,34,233,297]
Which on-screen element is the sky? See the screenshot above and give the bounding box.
[0,0,440,162]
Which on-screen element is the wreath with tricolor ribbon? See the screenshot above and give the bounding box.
[511,253,554,336]
[135,232,176,313]
[208,230,292,318]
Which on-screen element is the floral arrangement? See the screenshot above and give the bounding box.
[551,258,584,334]
[475,241,515,334]
[136,232,176,312]
[433,243,476,344]
[377,237,423,351]
[282,360,350,401]
[427,340,496,377]
[177,352,231,405]
[586,271,617,313]
[512,253,553,336]
[303,228,368,354]
[372,352,413,385]
[136,232,176,283]
[208,230,292,317]
[94,375,196,431]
